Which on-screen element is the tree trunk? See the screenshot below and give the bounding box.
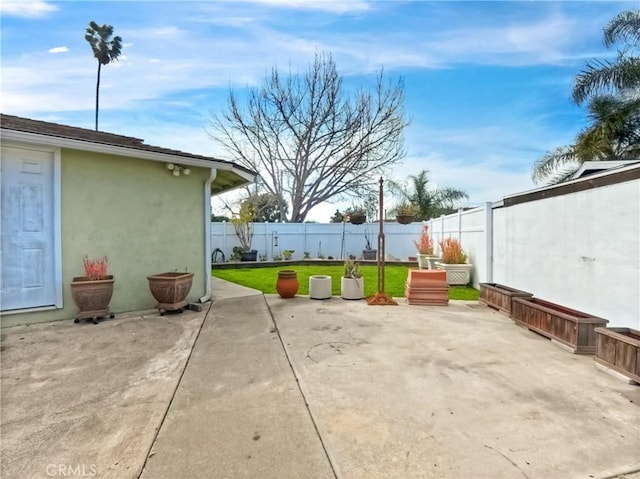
[95,63,101,131]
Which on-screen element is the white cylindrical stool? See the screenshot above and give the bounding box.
[309,275,332,300]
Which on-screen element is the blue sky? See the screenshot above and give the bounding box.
[1,0,635,221]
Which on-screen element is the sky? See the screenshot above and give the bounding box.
[1,0,636,221]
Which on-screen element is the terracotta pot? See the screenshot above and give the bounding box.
[276,270,299,298]
[147,272,194,314]
[70,276,115,323]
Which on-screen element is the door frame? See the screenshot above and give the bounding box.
[1,141,62,314]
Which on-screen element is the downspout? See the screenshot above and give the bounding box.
[200,168,217,303]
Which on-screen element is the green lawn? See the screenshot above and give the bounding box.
[213,265,479,300]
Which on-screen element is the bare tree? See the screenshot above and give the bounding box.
[210,52,407,222]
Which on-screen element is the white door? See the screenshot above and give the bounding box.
[1,146,56,311]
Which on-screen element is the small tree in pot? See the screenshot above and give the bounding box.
[232,202,257,261]
[362,227,377,260]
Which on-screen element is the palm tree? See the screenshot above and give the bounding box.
[573,10,640,105]
[85,21,122,131]
[532,96,640,184]
[388,170,468,221]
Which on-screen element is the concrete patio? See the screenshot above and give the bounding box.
[1,277,639,479]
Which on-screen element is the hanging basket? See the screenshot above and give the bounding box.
[349,214,366,225]
[396,215,414,225]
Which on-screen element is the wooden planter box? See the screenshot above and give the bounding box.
[511,297,608,354]
[479,283,533,316]
[594,327,640,383]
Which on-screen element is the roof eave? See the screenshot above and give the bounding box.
[0,128,257,192]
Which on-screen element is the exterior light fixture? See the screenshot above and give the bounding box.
[166,163,190,176]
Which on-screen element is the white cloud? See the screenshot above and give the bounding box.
[244,0,370,13]
[48,46,69,54]
[419,13,582,67]
[0,0,57,17]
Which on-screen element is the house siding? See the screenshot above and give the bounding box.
[2,148,208,327]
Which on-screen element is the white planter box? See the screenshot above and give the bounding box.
[435,262,473,285]
[417,254,439,269]
[341,277,364,300]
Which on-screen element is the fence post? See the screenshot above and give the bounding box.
[457,208,463,242]
[222,220,228,256]
[303,222,307,258]
[484,202,493,283]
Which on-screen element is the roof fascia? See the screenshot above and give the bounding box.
[0,129,256,183]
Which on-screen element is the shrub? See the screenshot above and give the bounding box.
[343,259,362,278]
[439,237,467,264]
[83,256,109,280]
[414,225,434,255]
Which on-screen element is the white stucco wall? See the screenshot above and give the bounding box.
[426,206,489,288]
[493,179,639,329]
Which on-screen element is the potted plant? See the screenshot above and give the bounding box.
[147,269,194,315]
[346,206,366,225]
[70,256,115,324]
[414,225,438,269]
[232,202,257,261]
[435,237,473,285]
[282,250,295,260]
[341,259,364,300]
[396,203,419,225]
[362,227,377,260]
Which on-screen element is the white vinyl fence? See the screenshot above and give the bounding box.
[211,163,640,328]
[210,221,427,262]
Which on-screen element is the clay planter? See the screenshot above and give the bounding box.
[147,272,194,315]
[594,327,640,384]
[276,270,299,298]
[70,276,115,324]
[479,283,533,316]
[511,297,608,354]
